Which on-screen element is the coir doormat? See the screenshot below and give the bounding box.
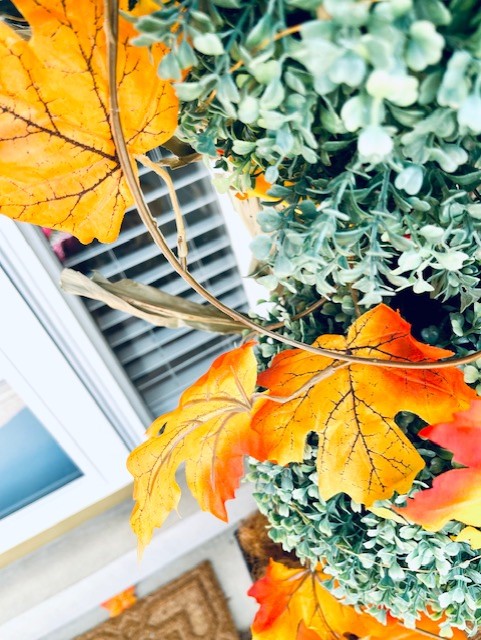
[76,561,240,640]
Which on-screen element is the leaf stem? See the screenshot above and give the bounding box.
[253,362,349,404]
[264,297,326,331]
[229,24,303,75]
[103,1,481,371]
[136,153,188,269]
[203,23,303,107]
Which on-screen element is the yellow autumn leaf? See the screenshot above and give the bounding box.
[252,304,475,506]
[454,526,481,549]
[0,0,178,243]
[127,342,263,549]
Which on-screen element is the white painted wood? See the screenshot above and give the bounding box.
[0,486,257,640]
[0,267,131,553]
[209,169,269,315]
[0,217,150,446]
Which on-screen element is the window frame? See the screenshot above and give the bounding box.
[0,218,150,554]
[0,265,133,553]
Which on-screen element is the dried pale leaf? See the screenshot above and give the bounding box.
[61,269,245,334]
[128,343,263,549]
[0,0,178,243]
[252,304,475,506]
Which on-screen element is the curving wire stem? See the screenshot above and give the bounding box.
[103,0,481,371]
[136,153,188,269]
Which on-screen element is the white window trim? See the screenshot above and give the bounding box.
[0,217,150,448]
[0,267,132,553]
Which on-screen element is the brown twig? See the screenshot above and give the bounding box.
[229,24,303,75]
[136,153,188,269]
[265,297,326,331]
[103,1,481,371]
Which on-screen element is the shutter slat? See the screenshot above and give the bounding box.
[85,230,231,312]
[95,213,223,279]
[116,275,242,365]
[136,290,245,394]
[64,170,212,268]
[126,290,244,381]
[145,336,240,415]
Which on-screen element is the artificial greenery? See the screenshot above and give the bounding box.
[133,0,481,309]
[248,419,481,637]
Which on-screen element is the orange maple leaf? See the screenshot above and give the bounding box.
[249,559,456,640]
[0,0,178,243]
[248,560,378,640]
[397,400,481,531]
[252,304,475,506]
[127,342,263,549]
[101,586,137,617]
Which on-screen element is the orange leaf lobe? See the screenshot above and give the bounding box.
[128,342,261,549]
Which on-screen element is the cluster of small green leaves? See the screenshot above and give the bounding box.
[247,417,481,637]
[132,0,481,309]
[252,283,356,365]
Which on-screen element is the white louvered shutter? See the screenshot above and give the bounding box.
[61,155,248,418]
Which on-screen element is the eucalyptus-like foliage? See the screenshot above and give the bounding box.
[133,0,481,308]
[248,420,481,637]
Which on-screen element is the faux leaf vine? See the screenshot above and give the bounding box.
[252,304,475,505]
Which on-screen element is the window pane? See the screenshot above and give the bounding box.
[0,380,83,519]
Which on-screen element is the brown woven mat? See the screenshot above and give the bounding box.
[76,561,239,640]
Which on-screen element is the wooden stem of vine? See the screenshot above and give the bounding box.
[103,0,481,371]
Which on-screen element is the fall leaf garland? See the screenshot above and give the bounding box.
[128,304,476,545]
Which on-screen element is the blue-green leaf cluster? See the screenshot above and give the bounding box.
[132,0,481,310]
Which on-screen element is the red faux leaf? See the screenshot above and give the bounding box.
[419,399,481,468]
